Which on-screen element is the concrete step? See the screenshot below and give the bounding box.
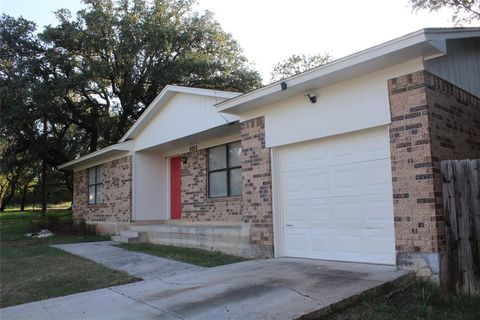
[111,235,142,244]
[125,223,252,257]
[120,230,140,238]
[129,224,247,236]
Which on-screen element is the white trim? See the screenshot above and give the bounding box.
[166,156,172,219]
[216,28,480,114]
[163,134,241,158]
[131,153,137,222]
[59,141,132,171]
[120,85,241,142]
[72,152,131,172]
[271,148,284,257]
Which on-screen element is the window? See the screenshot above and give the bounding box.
[208,141,242,197]
[88,165,103,204]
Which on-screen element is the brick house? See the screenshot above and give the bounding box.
[59,28,480,279]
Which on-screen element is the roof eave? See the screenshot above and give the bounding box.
[216,28,480,114]
[57,142,132,170]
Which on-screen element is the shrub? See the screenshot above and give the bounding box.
[29,213,65,233]
[75,220,97,236]
[29,213,96,236]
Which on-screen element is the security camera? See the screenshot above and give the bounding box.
[305,92,317,104]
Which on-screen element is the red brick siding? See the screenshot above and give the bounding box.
[72,156,132,223]
[180,149,243,222]
[388,70,480,254]
[241,116,273,255]
[426,72,480,253]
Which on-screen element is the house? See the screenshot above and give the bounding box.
[59,28,480,279]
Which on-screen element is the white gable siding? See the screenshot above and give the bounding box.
[425,38,480,98]
[133,94,238,151]
[239,58,424,148]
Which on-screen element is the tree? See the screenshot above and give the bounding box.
[41,0,262,149]
[409,0,480,25]
[270,53,332,83]
[0,1,262,211]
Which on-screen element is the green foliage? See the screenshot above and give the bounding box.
[118,242,247,267]
[409,0,480,25]
[40,0,261,147]
[0,1,262,210]
[270,53,332,83]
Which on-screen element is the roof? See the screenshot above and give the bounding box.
[216,28,480,114]
[58,85,241,170]
[119,85,241,142]
[57,141,132,170]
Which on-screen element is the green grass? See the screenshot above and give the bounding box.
[118,243,247,267]
[0,210,139,308]
[3,202,72,211]
[320,279,480,320]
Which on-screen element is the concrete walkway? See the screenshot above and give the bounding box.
[1,244,411,320]
[51,241,204,279]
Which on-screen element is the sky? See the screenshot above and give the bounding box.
[0,0,466,82]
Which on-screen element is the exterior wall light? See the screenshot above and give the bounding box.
[305,92,317,103]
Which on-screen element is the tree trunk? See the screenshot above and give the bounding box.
[41,115,48,215]
[64,171,73,194]
[0,176,18,212]
[88,107,99,153]
[20,184,28,211]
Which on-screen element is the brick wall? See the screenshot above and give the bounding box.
[72,156,132,223]
[180,149,243,222]
[388,70,480,254]
[240,116,273,257]
[427,72,480,253]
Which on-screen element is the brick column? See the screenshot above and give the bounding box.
[388,70,480,279]
[240,116,274,257]
[388,71,439,254]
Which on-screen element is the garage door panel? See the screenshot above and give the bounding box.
[333,169,359,193]
[283,164,392,199]
[284,232,308,251]
[283,201,307,222]
[278,126,395,265]
[364,200,395,228]
[362,161,392,189]
[307,199,331,224]
[281,127,391,171]
[306,173,329,193]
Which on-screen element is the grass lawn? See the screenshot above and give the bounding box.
[0,210,139,308]
[320,280,480,320]
[118,243,247,267]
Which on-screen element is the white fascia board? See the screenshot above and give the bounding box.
[216,28,479,114]
[57,141,133,170]
[119,85,241,142]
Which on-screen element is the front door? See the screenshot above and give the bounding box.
[170,156,182,219]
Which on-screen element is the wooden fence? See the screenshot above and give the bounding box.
[441,159,480,295]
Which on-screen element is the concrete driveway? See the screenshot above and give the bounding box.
[1,252,410,320]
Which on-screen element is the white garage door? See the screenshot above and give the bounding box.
[276,126,395,265]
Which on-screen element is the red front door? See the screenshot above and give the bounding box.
[170,156,182,219]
